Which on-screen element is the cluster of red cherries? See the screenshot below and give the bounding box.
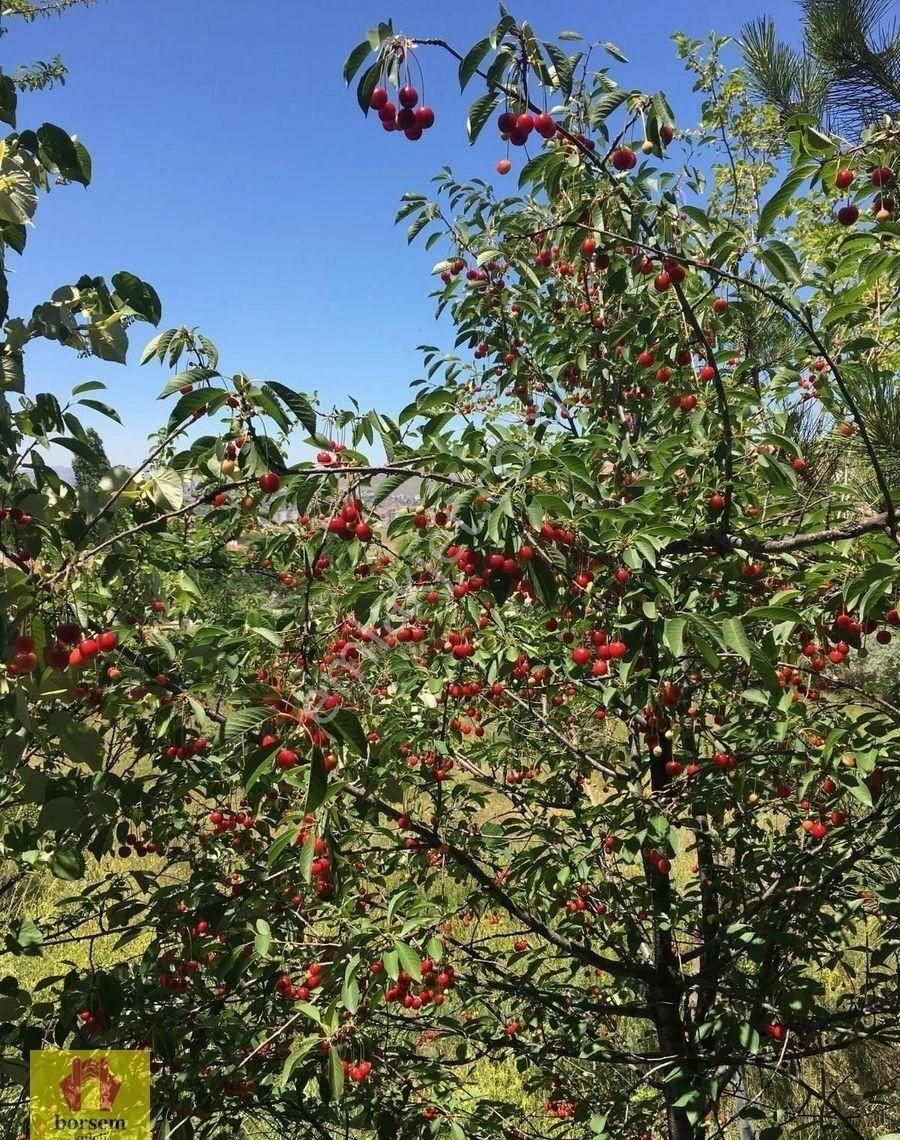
[835,164,894,225]
[6,624,119,676]
[496,107,557,174]
[369,83,435,140]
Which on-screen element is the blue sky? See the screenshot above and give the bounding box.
[4,0,800,463]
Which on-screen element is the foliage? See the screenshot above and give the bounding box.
[3,7,900,1140]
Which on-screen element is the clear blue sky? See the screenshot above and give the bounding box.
[4,0,800,463]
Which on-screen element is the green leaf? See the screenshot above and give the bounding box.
[298,828,316,883]
[592,88,628,121]
[37,123,91,185]
[14,918,42,951]
[157,366,221,399]
[760,240,802,285]
[758,167,810,237]
[87,317,127,364]
[722,616,752,663]
[254,918,272,957]
[223,705,271,741]
[166,387,226,430]
[343,39,372,86]
[357,61,382,115]
[0,170,37,226]
[342,955,361,1014]
[50,848,85,881]
[662,617,686,658]
[467,92,500,144]
[112,272,161,324]
[37,796,79,833]
[305,750,329,814]
[329,1046,344,1100]
[49,714,103,768]
[325,708,367,756]
[459,36,491,91]
[603,41,629,62]
[78,398,122,424]
[545,42,576,95]
[146,467,184,511]
[0,73,17,127]
[395,941,423,981]
[371,470,412,508]
[276,1037,317,1090]
[265,381,316,435]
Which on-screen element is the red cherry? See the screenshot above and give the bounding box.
[870,166,893,187]
[611,147,636,171]
[98,631,118,653]
[276,749,298,770]
[377,102,397,123]
[516,113,535,136]
[653,273,671,293]
[370,87,389,111]
[837,204,859,226]
[571,646,592,667]
[534,112,555,138]
[496,159,512,175]
[415,106,435,129]
[835,168,855,189]
[259,472,281,494]
[713,297,729,314]
[79,638,100,659]
[56,622,82,645]
[398,85,419,109]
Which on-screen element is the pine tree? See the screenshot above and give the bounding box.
[741,0,900,138]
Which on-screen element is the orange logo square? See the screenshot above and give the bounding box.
[30,1050,150,1139]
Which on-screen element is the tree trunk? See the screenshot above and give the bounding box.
[733,1067,756,1140]
[652,978,700,1140]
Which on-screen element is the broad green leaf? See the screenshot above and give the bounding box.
[395,941,423,981]
[459,36,491,91]
[758,167,811,237]
[37,123,91,185]
[328,1046,344,1100]
[112,271,161,324]
[467,92,500,144]
[254,918,272,957]
[305,750,329,814]
[662,617,686,658]
[722,616,752,663]
[325,708,367,756]
[223,705,271,741]
[343,39,372,86]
